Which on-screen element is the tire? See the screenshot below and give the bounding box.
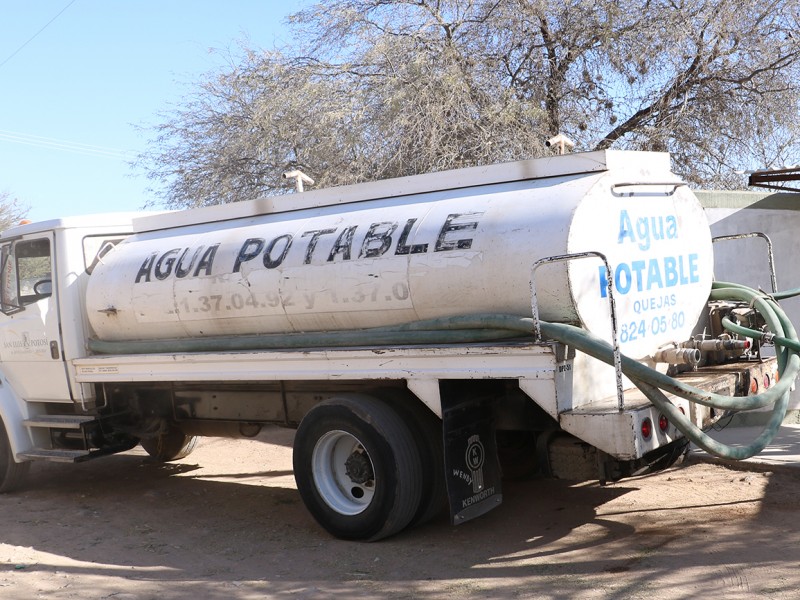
[379,389,446,526]
[0,419,29,493]
[140,425,199,461]
[293,394,423,541]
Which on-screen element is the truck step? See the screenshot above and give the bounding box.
[22,415,96,429]
[17,438,140,464]
[16,448,92,463]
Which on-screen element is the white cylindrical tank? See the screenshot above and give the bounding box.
[86,153,713,359]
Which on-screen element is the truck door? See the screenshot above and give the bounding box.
[0,233,72,401]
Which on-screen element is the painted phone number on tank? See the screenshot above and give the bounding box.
[176,282,411,316]
[620,311,685,344]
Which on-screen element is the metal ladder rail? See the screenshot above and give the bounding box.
[530,251,625,411]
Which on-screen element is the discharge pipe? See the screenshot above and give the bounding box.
[683,337,751,352]
[652,346,701,366]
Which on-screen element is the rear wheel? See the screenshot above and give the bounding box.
[0,420,29,493]
[293,395,423,541]
[140,424,199,461]
[381,390,447,526]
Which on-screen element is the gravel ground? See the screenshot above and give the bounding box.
[1,425,799,599]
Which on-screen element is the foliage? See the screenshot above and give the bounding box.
[0,191,28,232]
[139,0,800,208]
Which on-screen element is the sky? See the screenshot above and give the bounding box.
[0,0,308,223]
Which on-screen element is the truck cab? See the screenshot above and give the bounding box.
[0,216,136,460]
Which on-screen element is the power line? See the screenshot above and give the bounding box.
[0,0,79,70]
[0,129,133,160]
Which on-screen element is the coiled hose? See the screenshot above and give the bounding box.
[89,281,799,460]
[540,284,798,460]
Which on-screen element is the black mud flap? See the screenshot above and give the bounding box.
[442,395,502,525]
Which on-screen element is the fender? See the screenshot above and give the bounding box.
[0,369,35,462]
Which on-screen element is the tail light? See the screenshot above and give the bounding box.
[641,418,653,440]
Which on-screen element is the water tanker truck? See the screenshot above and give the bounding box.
[0,150,796,540]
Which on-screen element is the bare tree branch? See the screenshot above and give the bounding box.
[138,0,800,207]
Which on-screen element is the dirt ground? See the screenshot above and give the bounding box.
[1,426,799,600]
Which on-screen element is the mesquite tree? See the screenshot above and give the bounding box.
[139,0,800,208]
[0,191,27,232]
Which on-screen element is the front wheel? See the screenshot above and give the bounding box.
[0,419,29,493]
[293,395,423,541]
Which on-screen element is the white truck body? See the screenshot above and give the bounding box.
[0,151,779,540]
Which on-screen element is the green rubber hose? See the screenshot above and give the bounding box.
[87,282,798,460]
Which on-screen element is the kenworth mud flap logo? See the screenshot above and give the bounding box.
[443,397,502,524]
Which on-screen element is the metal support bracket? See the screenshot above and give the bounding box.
[611,181,687,196]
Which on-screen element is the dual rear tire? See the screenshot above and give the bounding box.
[293,393,444,541]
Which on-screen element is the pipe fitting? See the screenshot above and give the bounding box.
[653,346,701,366]
[685,337,750,352]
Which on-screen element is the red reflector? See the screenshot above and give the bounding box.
[641,418,653,440]
[764,374,771,389]
[659,414,669,432]
[750,378,759,394]
[744,340,751,349]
